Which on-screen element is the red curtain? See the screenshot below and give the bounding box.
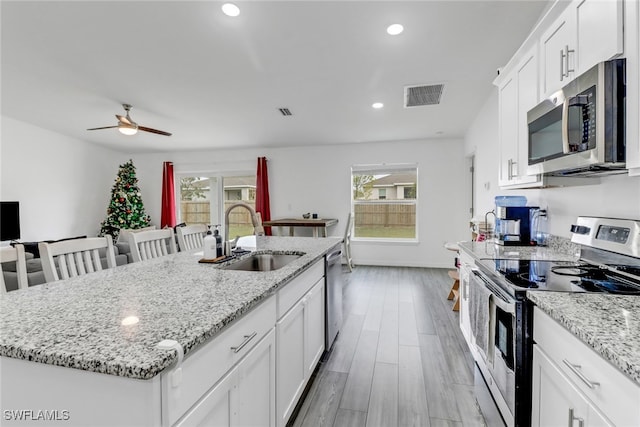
[161,161,177,228]
[256,157,272,235]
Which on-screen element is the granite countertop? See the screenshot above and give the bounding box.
[0,236,341,380]
[457,239,579,262]
[527,292,640,386]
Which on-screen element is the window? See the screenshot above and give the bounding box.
[178,174,256,239]
[351,164,418,240]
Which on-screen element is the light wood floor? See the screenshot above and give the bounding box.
[291,266,486,427]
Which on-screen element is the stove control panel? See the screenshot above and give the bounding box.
[596,225,631,244]
[571,216,640,258]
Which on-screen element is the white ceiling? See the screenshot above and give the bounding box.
[1,1,549,153]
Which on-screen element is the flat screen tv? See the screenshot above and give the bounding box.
[0,201,21,241]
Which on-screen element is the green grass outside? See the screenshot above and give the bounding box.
[228,224,255,239]
[354,226,416,239]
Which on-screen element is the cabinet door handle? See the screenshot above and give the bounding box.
[562,359,600,389]
[564,45,575,76]
[568,408,585,427]
[230,331,257,353]
[560,48,565,81]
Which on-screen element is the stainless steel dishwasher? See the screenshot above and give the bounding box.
[324,248,343,355]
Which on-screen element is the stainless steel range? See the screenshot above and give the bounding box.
[468,216,640,427]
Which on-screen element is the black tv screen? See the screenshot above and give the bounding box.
[0,201,21,241]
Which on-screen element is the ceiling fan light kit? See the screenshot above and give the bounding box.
[118,124,138,136]
[87,103,172,137]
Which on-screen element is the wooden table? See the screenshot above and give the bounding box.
[263,218,339,238]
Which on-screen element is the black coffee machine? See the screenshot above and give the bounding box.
[495,206,539,246]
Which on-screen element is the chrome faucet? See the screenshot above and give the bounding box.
[224,202,265,251]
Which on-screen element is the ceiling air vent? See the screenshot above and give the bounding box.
[278,108,292,116]
[404,84,444,108]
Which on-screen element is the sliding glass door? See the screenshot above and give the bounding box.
[177,173,256,240]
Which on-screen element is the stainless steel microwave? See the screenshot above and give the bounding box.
[526,59,626,176]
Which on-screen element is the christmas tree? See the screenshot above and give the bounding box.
[99,159,151,241]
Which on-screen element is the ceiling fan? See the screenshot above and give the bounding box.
[87,104,172,136]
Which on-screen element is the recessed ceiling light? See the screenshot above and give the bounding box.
[387,24,404,36]
[222,3,240,17]
[372,102,384,109]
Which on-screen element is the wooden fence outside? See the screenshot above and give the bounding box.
[354,203,416,227]
[182,201,415,227]
[180,201,257,225]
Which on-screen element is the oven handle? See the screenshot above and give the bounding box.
[471,269,516,314]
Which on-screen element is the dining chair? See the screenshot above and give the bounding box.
[176,224,208,252]
[1,244,29,293]
[128,228,177,262]
[38,236,117,283]
[343,213,354,272]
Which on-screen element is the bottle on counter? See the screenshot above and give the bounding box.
[203,225,216,260]
[213,225,223,258]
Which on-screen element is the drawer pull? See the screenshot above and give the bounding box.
[230,331,257,353]
[568,408,585,427]
[562,359,600,389]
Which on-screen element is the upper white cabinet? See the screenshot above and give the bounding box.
[541,0,624,98]
[497,44,544,188]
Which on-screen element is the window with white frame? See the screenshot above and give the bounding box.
[351,164,418,240]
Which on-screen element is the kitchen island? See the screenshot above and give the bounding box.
[0,236,341,426]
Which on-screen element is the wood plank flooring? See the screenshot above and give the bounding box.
[291,266,486,427]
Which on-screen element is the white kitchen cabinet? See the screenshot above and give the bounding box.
[163,296,277,426]
[531,345,612,427]
[304,279,325,375]
[497,44,544,189]
[458,250,473,350]
[176,328,276,427]
[276,278,325,427]
[541,0,623,98]
[533,307,640,427]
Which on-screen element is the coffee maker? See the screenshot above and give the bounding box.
[495,206,539,246]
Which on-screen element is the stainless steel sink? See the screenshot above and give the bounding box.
[223,253,303,272]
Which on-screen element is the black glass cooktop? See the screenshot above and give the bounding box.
[483,259,640,295]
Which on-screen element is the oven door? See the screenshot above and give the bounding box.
[470,270,517,427]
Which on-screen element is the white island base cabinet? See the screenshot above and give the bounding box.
[0,257,328,427]
[175,328,275,427]
[0,356,162,426]
[276,261,325,427]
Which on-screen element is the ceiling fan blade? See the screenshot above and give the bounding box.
[116,114,133,125]
[138,126,172,136]
[87,125,119,131]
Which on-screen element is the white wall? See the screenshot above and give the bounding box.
[464,89,640,239]
[0,116,126,241]
[131,139,468,268]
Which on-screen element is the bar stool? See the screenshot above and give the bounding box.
[445,242,460,311]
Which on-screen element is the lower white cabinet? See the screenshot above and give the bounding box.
[531,345,611,427]
[276,279,325,427]
[458,251,473,350]
[532,307,640,427]
[176,329,276,427]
